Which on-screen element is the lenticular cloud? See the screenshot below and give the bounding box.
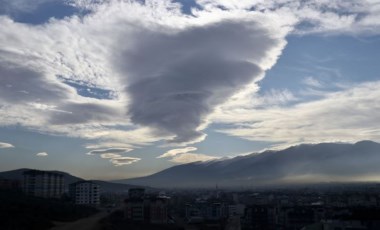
[118,20,284,143]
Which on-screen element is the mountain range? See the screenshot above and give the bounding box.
[114,141,380,188]
[2,141,380,189]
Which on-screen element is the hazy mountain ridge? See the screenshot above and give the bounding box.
[115,141,380,188]
[0,168,140,193]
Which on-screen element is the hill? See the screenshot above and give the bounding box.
[0,168,139,193]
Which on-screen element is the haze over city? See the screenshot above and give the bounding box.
[1,0,380,183]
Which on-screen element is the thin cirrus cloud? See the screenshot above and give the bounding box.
[213,81,380,149]
[0,0,55,13]
[195,0,380,34]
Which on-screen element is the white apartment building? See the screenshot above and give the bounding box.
[69,181,100,205]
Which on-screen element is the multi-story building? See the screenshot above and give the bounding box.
[228,204,245,217]
[0,178,21,190]
[185,200,228,222]
[23,170,64,198]
[242,205,276,230]
[149,197,170,224]
[124,188,169,224]
[69,181,100,205]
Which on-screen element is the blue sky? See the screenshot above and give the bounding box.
[0,0,380,180]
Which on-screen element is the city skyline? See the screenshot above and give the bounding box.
[0,0,380,180]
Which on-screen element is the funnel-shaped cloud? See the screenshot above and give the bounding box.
[118,20,283,143]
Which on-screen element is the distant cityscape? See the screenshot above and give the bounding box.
[2,168,380,229]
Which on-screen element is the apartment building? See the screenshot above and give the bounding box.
[23,170,64,198]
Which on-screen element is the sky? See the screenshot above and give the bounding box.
[0,0,380,180]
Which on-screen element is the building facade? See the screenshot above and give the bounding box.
[23,170,64,198]
[0,178,21,191]
[69,181,100,205]
[186,200,228,222]
[124,188,169,224]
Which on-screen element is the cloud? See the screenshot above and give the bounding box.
[0,0,56,14]
[157,147,198,158]
[194,0,380,35]
[100,153,122,159]
[36,152,48,156]
[110,157,141,166]
[213,80,380,149]
[87,147,140,166]
[0,0,379,156]
[87,148,132,155]
[255,89,298,106]
[120,19,285,144]
[170,153,219,164]
[0,142,14,148]
[303,76,324,88]
[0,0,286,149]
[158,146,218,163]
[0,61,73,104]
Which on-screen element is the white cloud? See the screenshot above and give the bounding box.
[36,152,48,156]
[86,147,142,166]
[157,147,198,158]
[255,89,298,106]
[303,76,324,88]
[195,0,380,35]
[86,147,132,155]
[100,153,122,159]
[110,157,141,166]
[158,146,218,164]
[214,80,380,149]
[0,0,288,148]
[170,153,219,164]
[0,142,14,148]
[0,0,379,158]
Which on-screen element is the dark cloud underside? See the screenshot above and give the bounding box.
[117,20,280,143]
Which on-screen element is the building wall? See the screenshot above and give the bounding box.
[150,199,169,224]
[69,181,100,205]
[124,189,169,224]
[0,178,21,190]
[23,170,64,198]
